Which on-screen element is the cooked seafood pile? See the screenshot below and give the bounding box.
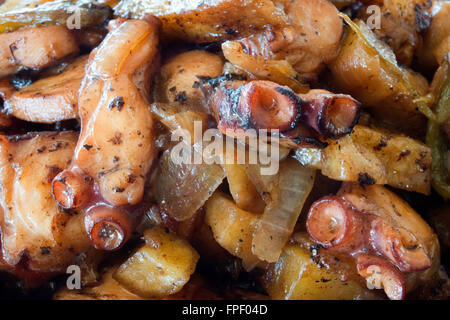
[0,0,449,300]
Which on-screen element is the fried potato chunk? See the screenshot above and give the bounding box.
[329,20,429,136]
[295,125,432,194]
[113,227,199,298]
[205,192,260,269]
[55,267,217,300]
[262,233,378,300]
[323,125,432,194]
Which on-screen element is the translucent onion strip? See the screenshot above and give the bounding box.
[152,147,226,221]
[246,157,316,262]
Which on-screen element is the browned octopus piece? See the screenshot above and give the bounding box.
[306,183,439,300]
[208,80,360,148]
[51,18,160,251]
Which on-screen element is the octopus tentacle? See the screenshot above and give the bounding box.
[52,167,93,209]
[370,219,432,272]
[299,90,361,139]
[85,205,138,251]
[306,196,365,252]
[51,18,159,250]
[306,183,439,300]
[356,254,406,301]
[209,80,360,146]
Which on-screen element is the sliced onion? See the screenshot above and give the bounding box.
[151,148,225,222]
[246,157,316,262]
[222,40,309,94]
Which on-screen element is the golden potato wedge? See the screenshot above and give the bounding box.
[55,267,218,300]
[294,125,432,194]
[5,55,88,123]
[222,149,265,213]
[223,163,265,214]
[114,0,288,43]
[55,267,144,300]
[262,234,378,300]
[113,227,199,298]
[323,125,431,194]
[205,192,260,269]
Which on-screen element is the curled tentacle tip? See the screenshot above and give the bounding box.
[52,170,92,209]
[306,196,364,251]
[241,81,301,132]
[321,95,361,138]
[89,219,125,251]
[371,220,432,272]
[85,205,133,251]
[301,92,361,139]
[357,254,406,300]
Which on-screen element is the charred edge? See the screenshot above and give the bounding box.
[415,1,432,32]
[224,85,253,130]
[108,96,125,111]
[197,73,247,89]
[274,86,303,131]
[318,98,361,139]
[40,246,51,255]
[174,91,187,102]
[49,141,67,152]
[288,135,328,149]
[36,146,47,154]
[358,173,376,186]
[113,187,125,193]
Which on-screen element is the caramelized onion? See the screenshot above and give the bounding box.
[151,149,226,221]
[221,40,309,93]
[248,157,316,263]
